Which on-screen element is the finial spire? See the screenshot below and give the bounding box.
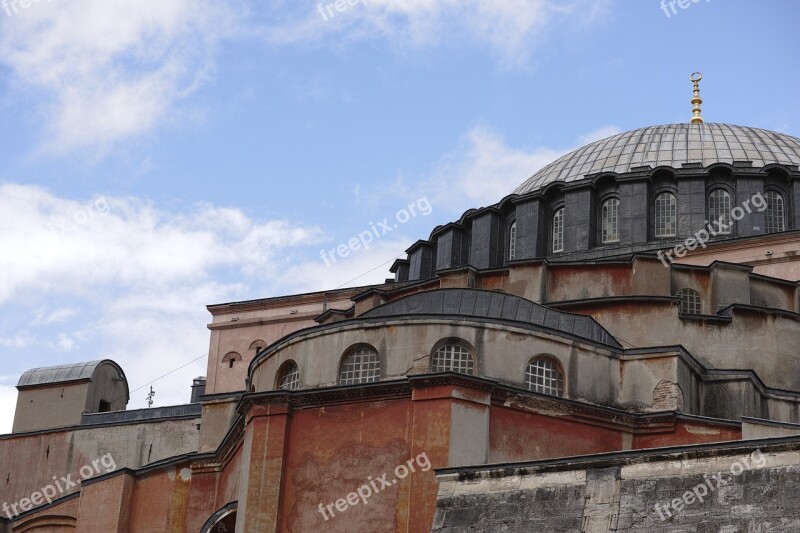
[690,72,703,124]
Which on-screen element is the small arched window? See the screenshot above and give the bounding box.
[708,189,732,234]
[677,288,702,315]
[654,192,677,237]
[764,191,785,234]
[249,339,267,353]
[525,356,564,397]
[552,208,564,253]
[278,362,300,390]
[431,344,475,375]
[601,198,619,244]
[339,347,381,385]
[508,221,517,260]
[222,352,241,369]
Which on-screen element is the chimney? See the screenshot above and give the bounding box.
[191,376,207,403]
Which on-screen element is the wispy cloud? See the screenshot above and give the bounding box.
[264,0,611,68]
[0,0,241,155]
[351,124,621,216]
[0,183,327,431]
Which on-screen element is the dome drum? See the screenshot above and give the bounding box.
[395,124,800,282]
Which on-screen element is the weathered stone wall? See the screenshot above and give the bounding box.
[432,439,800,532]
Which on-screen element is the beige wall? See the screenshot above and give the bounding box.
[250,319,680,413]
[0,417,200,512]
[12,382,90,433]
[205,291,361,395]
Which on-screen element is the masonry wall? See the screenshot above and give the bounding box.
[432,443,800,532]
[0,418,200,513]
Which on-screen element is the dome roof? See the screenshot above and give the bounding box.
[514,123,800,194]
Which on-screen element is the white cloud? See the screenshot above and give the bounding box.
[0,380,17,434]
[0,0,240,154]
[34,307,80,325]
[0,184,327,431]
[383,124,619,215]
[265,0,611,68]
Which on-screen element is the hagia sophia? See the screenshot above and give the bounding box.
[2,75,800,532]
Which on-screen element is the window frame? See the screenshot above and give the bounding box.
[551,207,565,253]
[508,220,517,261]
[338,345,382,385]
[276,361,300,391]
[430,340,477,375]
[653,191,677,238]
[708,188,732,235]
[764,189,786,234]
[525,355,565,397]
[677,288,702,315]
[600,197,620,244]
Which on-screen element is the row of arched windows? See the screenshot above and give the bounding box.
[274,344,566,397]
[507,189,788,258]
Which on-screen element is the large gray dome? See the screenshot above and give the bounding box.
[514,123,800,194]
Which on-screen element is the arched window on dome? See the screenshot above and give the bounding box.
[708,189,732,234]
[338,346,381,385]
[600,198,619,244]
[277,361,300,390]
[654,192,677,238]
[552,208,564,253]
[508,221,517,261]
[431,343,476,375]
[525,356,564,397]
[765,191,786,234]
[677,288,702,315]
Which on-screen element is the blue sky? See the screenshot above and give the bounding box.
[0,0,798,432]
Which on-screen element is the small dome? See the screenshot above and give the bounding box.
[514,123,800,194]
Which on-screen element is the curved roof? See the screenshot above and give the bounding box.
[361,288,621,347]
[17,359,125,388]
[514,123,800,194]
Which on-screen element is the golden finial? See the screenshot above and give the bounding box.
[690,72,703,124]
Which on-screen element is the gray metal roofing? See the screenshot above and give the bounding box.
[361,289,621,348]
[514,123,800,194]
[17,360,109,387]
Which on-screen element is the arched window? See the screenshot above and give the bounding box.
[278,362,300,390]
[552,208,564,253]
[508,221,517,260]
[765,191,785,233]
[249,339,267,353]
[525,356,564,397]
[677,288,702,315]
[222,352,241,369]
[654,192,677,237]
[339,347,381,385]
[601,198,619,244]
[431,344,475,375]
[708,189,732,234]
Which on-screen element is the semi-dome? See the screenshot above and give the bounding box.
[514,123,800,194]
